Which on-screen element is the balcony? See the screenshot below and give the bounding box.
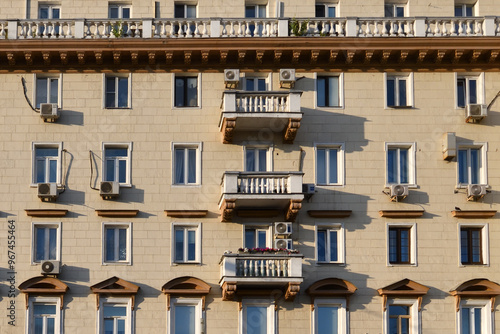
[219,253,303,301]
[219,91,302,144]
[219,171,304,222]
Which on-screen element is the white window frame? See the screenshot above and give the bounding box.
[457,223,489,267]
[97,297,133,334]
[26,296,62,334]
[172,142,202,186]
[38,4,61,19]
[173,73,201,108]
[315,73,344,109]
[103,74,131,109]
[174,3,197,18]
[244,3,268,18]
[243,224,272,248]
[108,3,132,18]
[456,142,487,188]
[455,2,477,17]
[314,143,345,186]
[241,73,272,91]
[456,299,493,334]
[167,297,204,334]
[102,142,133,187]
[385,142,416,187]
[102,222,132,265]
[383,298,419,334]
[33,74,62,109]
[31,142,63,187]
[171,222,202,264]
[315,3,338,18]
[455,73,484,108]
[384,2,408,17]
[384,73,414,108]
[243,145,274,172]
[312,298,347,334]
[240,299,276,334]
[31,222,61,264]
[386,223,417,266]
[315,223,345,264]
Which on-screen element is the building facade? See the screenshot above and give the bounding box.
[1,0,500,333]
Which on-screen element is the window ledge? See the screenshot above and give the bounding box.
[172,262,201,266]
[459,264,490,267]
[171,184,202,188]
[102,262,132,266]
[173,106,201,110]
[379,210,424,218]
[165,210,208,218]
[96,209,139,217]
[25,209,68,217]
[387,263,417,267]
[385,184,418,189]
[387,105,413,109]
[104,107,132,110]
[316,262,346,266]
[451,210,496,218]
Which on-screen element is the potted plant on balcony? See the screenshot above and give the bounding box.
[237,247,299,255]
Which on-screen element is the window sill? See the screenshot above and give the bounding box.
[316,183,345,187]
[102,262,132,266]
[459,263,489,267]
[104,107,132,110]
[315,105,344,110]
[173,106,201,109]
[385,183,418,189]
[30,183,62,188]
[171,184,202,187]
[386,105,413,109]
[387,263,417,267]
[316,261,345,266]
[456,184,489,189]
[172,261,201,266]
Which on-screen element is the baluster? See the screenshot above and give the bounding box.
[450,19,457,36]
[433,20,440,36]
[381,20,388,36]
[372,21,379,36]
[466,19,472,35]
[242,96,248,112]
[397,21,404,36]
[496,19,500,35]
[248,178,253,193]
[441,20,447,36]
[261,21,268,37]
[284,260,289,276]
[269,178,275,193]
[261,260,265,277]
[243,260,249,276]
[232,21,238,37]
[248,96,253,112]
[0,23,4,39]
[102,22,108,38]
[458,20,464,36]
[134,21,140,37]
[202,21,208,37]
[245,21,251,36]
[221,21,227,37]
[363,20,370,36]
[282,177,287,193]
[193,21,200,37]
[185,20,192,37]
[249,260,254,276]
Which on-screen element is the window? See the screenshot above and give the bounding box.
[313,298,347,334]
[316,75,342,108]
[98,298,133,334]
[102,223,131,265]
[103,143,132,186]
[174,3,197,18]
[172,143,202,185]
[245,4,267,36]
[28,297,62,334]
[458,299,493,334]
[387,224,416,265]
[32,223,61,264]
[32,143,62,185]
[244,146,273,172]
[241,299,275,334]
[172,223,201,264]
[455,3,475,17]
[174,74,199,107]
[384,299,420,334]
[384,2,406,17]
[34,74,61,109]
[456,74,483,108]
[386,143,416,186]
[169,297,203,334]
[104,74,130,108]
[39,5,60,19]
[315,3,336,17]
[108,3,131,18]
[316,224,344,264]
[244,74,270,91]
[385,73,413,108]
[457,144,487,186]
[244,225,271,248]
[315,144,344,185]
[459,224,488,266]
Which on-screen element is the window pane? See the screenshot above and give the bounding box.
[471,230,481,263]
[245,6,256,18]
[384,5,394,17]
[327,77,339,107]
[186,77,198,107]
[257,231,267,248]
[105,77,116,108]
[36,78,48,108]
[175,229,184,261]
[186,5,196,18]
[39,7,49,19]
[246,150,255,172]
[187,230,196,261]
[52,8,60,19]
[457,78,466,108]
[470,149,480,184]
[246,78,255,91]
[461,308,470,333]
[465,6,473,17]
[389,305,409,315]
[104,304,127,317]
[257,78,266,91]
[245,229,256,249]
[328,149,338,184]
[34,303,56,315]
[122,8,130,18]
[49,159,57,183]
[387,149,397,183]
[317,230,326,262]
[34,317,44,334]
[401,317,410,334]
[455,6,464,17]
[317,77,326,107]
[106,229,115,261]
[106,160,115,182]
[175,78,185,107]
[258,6,266,18]
[315,5,325,17]
[246,306,267,334]
[36,159,46,183]
[399,149,408,183]
[399,79,407,106]
[396,7,405,17]
[106,148,128,157]
[460,229,469,263]
[47,317,55,334]
[175,149,185,184]
[118,319,125,334]
[118,160,127,183]
[36,228,45,261]
[258,149,267,171]
[387,78,395,106]
[174,4,185,18]
[389,229,398,263]
[317,149,326,184]
[118,228,127,261]
[117,77,128,108]
[175,305,196,334]
[474,307,481,333]
[458,149,468,183]
[49,228,57,260]
[317,306,338,334]
[187,149,197,183]
[469,79,477,104]
[328,6,336,17]
[400,229,409,263]
[49,79,58,104]
[329,230,338,262]
[36,148,58,157]
[109,7,119,18]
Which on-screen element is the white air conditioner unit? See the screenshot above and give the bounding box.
[224,69,240,88]
[40,103,60,122]
[390,184,409,200]
[37,183,58,201]
[41,260,61,275]
[467,184,487,200]
[100,181,120,199]
[465,104,487,123]
[274,222,292,236]
[279,69,296,88]
[274,238,292,250]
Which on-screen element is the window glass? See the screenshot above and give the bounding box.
[175,77,198,107]
[175,305,196,334]
[246,306,267,334]
[104,146,129,184]
[317,76,339,107]
[35,147,59,183]
[174,146,200,185]
[317,230,326,262]
[317,305,339,333]
[389,227,410,264]
[388,305,410,334]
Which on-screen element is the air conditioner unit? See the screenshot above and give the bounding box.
[465,104,487,123]
[274,222,292,236]
[279,69,296,88]
[100,181,120,199]
[39,103,60,122]
[274,238,292,250]
[467,184,487,200]
[390,184,409,200]
[224,69,240,88]
[303,183,315,195]
[41,260,61,275]
[37,183,58,201]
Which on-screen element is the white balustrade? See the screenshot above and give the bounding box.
[237,258,289,277]
[292,18,346,36]
[238,175,289,194]
[425,17,484,36]
[220,19,278,37]
[236,94,288,112]
[0,22,6,39]
[153,19,210,38]
[85,19,142,38]
[357,18,414,37]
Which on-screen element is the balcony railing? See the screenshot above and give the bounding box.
[2,16,499,39]
[220,253,303,279]
[222,91,302,113]
[221,172,303,195]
